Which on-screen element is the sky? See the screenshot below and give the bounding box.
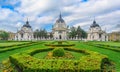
[0,0,120,33]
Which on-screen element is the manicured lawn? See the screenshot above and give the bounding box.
[33,50,85,60]
[73,41,120,72]
[0,41,120,72]
[33,51,49,59]
[0,41,46,62]
[67,51,85,60]
[0,42,29,47]
[90,41,120,46]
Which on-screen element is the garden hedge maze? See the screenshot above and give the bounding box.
[8,41,115,72]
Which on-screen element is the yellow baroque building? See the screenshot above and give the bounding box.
[108,31,120,41]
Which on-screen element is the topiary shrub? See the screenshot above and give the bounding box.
[53,48,65,57]
[9,48,115,72]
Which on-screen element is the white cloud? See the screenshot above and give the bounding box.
[0,0,120,33]
[0,8,12,20]
[74,21,91,27]
[16,0,60,16]
[15,22,22,28]
[37,16,54,24]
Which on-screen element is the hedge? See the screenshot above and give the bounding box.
[0,42,37,48]
[53,48,65,57]
[45,41,75,47]
[45,44,75,47]
[51,41,69,44]
[85,42,120,52]
[9,47,111,72]
[0,42,42,53]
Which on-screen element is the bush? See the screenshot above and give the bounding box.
[53,48,65,57]
[45,41,75,47]
[25,48,53,56]
[45,44,75,47]
[0,42,40,53]
[9,47,115,72]
[85,42,120,52]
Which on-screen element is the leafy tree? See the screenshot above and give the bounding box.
[34,29,48,39]
[0,30,9,40]
[81,30,87,38]
[76,26,82,39]
[68,26,87,40]
[33,29,39,38]
[49,32,53,39]
[68,27,77,39]
[42,29,48,38]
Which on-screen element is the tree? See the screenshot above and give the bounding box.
[33,29,39,39]
[42,29,48,39]
[76,26,87,40]
[68,27,77,39]
[68,26,87,40]
[76,26,82,39]
[49,32,53,39]
[33,29,48,39]
[81,30,87,38]
[0,30,9,40]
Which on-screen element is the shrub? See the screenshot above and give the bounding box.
[9,47,115,72]
[45,44,75,47]
[25,48,53,56]
[85,43,120,52]
[0,42,40,53]
[45,41,75,47]
[53,48,65,57]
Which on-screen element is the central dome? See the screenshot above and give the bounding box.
[56,13,65,23]
[90,20,100,28]
[23,20,31,28]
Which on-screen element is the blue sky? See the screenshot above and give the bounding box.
[0,0,120,33]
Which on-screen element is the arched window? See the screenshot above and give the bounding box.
[105,35,107,41]
[99,34,101,38]
[59,35,62,39]
[92,36,94,39]
[21,33,23,38]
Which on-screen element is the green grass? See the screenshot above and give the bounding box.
[90,41,120,46]
[0,41,120,72]
[0,42,29,46]
[73,41,120,72]
[33,50,85,60]
[67,51,85,60]
[33,51,49,59]
[0,41,46,62]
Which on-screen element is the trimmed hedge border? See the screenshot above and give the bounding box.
[85,42,120,52]
[9,47,111,72]
[0,42,32,48]
[51,41,69,44]
[45,41,75,47]
[0,42,42,53]
[45,44,75,47]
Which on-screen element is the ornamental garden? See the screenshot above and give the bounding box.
[0,40,119,72]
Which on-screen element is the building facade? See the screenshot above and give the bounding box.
[108,31,120,41]
[8,32,15,40]
[52,13,68,40]
[87,20,108,41]
[15,20,33,41]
